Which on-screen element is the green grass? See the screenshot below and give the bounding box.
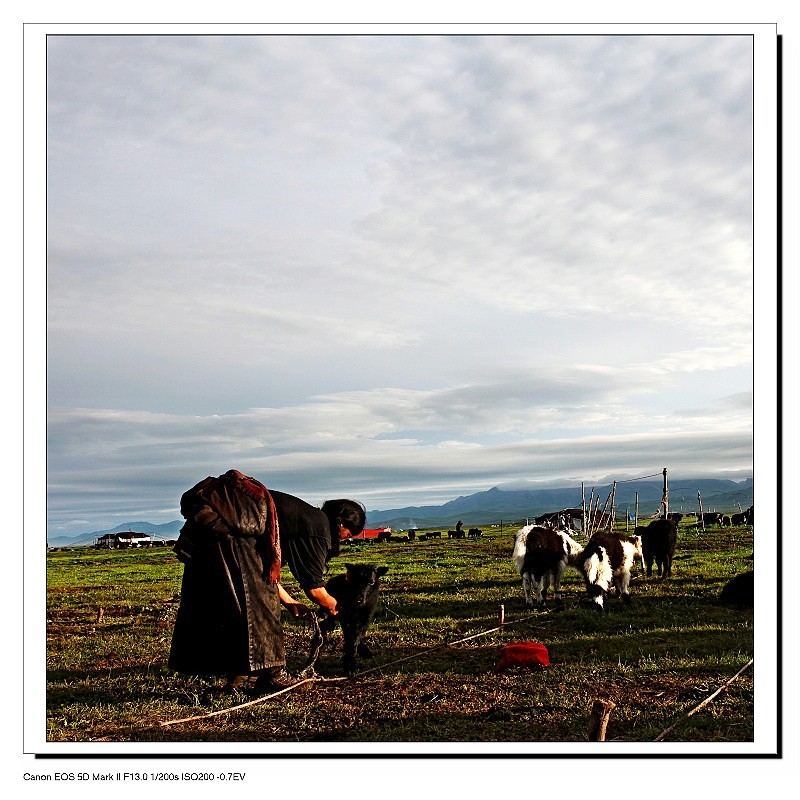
[46,522,755,743]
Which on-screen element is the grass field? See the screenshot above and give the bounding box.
[45,520,755,744]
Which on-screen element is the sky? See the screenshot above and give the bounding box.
[44,33,757,538]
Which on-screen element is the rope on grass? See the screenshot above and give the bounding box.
[653,658,754,742]
[131,609,548,732]
[353,609,551,679]
[145,675,343,731]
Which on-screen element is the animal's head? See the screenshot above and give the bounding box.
[345,563,389,603]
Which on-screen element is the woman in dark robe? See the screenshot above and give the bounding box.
[168,471,365,694]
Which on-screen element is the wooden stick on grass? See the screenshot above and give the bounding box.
[653,658,754,742]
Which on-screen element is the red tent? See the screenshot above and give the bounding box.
[347,527,392,541]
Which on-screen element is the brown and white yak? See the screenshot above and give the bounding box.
[576,532,643,610]
[513,524,582,608]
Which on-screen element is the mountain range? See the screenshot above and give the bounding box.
[364,477,753,530]
[47,477,753,547]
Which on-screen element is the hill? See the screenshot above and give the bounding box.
[364,478,753,530]
[47,476,753,546]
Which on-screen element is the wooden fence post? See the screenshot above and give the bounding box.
[582,482,586,536]
[588,699,616,741]
[698,491,705,533]
[609,481,617,531]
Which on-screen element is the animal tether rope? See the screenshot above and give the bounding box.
[653,658,754,742]
[137,609,548,732]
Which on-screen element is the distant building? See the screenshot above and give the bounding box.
[94,532,155,549]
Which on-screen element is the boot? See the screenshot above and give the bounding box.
[222,674,257,693]
[248,666,306,695]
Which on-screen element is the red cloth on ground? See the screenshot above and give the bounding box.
[497,642,550,671]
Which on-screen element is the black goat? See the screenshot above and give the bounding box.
[305,563,388,675]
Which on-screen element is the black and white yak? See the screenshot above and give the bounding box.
[576,532,643,610]
[512,524,582,608]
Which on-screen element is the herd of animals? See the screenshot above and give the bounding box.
[512,507,753,612]
[305,507,754,675]
[512,518,676,611]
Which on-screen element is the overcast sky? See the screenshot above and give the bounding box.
[45,33,755,537]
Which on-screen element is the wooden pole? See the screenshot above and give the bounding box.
[582,482,586,537]
[588,699,616,742]
[634,492,639,529]
[662,468,669,518]
[698,491,705,533]
[591,497,601,537]
[609,481,617,532]
[654,659,754,742]
[597,491,613,535]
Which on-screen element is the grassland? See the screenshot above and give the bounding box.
[45,520,755,745]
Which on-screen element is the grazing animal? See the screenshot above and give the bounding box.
[448,529,465,539]
[701,512,723,528]
[667,512,683,526]
[731,512,748,526]
[512,524,582,608]
[720,570,754,608]
[468,528,483,538]
[426,530,442,539]
[576,533,642,610]
[635,519,678,578]
[306,563,388,675]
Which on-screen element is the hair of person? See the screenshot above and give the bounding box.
[321,499,366,534]
[321,499,367,564]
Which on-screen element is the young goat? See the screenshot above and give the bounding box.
[306,563,388,676]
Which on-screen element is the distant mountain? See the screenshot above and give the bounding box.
[48,520,184,548]
[47,476,754,546]
[365,478,754,530]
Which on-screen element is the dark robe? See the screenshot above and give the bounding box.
[168,489,335,676]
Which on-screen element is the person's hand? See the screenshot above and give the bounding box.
[285,602,313,619]
[319,595,338,616]
[306,586,339,615]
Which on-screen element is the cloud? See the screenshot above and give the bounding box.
[43,33,756,536]
[47,359,753,534]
